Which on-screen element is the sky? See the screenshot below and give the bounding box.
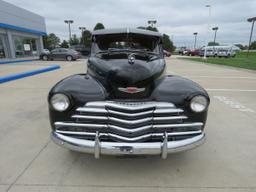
[5,0,256,48]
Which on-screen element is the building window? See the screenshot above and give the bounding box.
[14,36,38,57]
[0,35,6,58]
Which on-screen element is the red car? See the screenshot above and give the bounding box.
[188,50,200,56]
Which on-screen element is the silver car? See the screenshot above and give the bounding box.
[40,48,81,61]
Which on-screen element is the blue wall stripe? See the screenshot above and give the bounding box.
[0,59,38,65]
[0,65,60,83]
[0,23,47,36]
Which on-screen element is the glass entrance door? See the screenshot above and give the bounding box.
[0,35,6,58]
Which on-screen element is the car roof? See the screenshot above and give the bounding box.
[92,28,162,37]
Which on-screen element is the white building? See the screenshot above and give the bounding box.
[0,0,46,59]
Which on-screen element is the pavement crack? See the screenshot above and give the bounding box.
[6,140,51,192]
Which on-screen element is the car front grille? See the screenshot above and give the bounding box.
[54,101,204,142]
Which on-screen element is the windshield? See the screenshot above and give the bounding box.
[92,34,161,55]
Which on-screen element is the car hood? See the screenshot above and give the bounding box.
[87,55,165,98]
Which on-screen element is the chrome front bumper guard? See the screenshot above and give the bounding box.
[51,132,205,159]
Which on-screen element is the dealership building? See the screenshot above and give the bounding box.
[0,0,46,59]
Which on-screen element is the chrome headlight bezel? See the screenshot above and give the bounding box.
[50,93,70,112]
[190,95,209,113]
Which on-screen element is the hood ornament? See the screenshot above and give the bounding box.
[118,87,145,94]
[128,53,135,65]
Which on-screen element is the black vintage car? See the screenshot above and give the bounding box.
[49,28,210,159]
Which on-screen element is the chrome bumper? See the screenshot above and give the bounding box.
[51,132,205,159]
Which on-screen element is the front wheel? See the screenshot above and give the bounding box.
[42,55,48,61]
[66,55,73,61]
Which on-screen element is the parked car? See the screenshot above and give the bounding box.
[49,28,210,159]
[188,49,200,56]
[163,50,171,57]
[42,49,50,54]
[40,48,81,61]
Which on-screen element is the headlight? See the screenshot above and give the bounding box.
[50,93,70,112]
[190,95,208,113]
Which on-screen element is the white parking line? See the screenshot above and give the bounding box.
[214,96,255,113]
[206,89,256,92]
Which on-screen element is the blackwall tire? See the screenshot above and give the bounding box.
[66,55,73,61]
[42,55,48,61]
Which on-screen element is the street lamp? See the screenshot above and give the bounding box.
[204,4,211,59]
[193,32,198,49]
[79,27,86,36]
[64,20,74,41]
[148,20,157,28]
[247,17,256,57]
[212,27,219,44]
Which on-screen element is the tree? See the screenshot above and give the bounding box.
[249,41,256,49]
[69,34,79,46]
[43,33,60,50]
[137,26,158,32]
[80,29,92,48]
[60,40,69,48]
[208,41,219,46]
[234,44,245,50]
[162,34,175,52]
[137,26,175,52]
[94,23,105,31]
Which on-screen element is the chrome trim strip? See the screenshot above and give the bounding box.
[85,101,176,108]
[76,107,107,113]
[55,122,203,134]
[72,114,187,121]
[107,109,153,117]
[108,124,152,133]
[55,122,202,129]
[54,122,108,128]
[154,122,203,128]
[72,115,108,120]
[154,108,184,114]
[108,116,153,125]
[55,130,202,142]
[51,132,206,158]
[76,107,183,114]
[154,116,188,121]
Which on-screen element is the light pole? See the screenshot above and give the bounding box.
[148,20,157,28]
[193,32,198,50]
[79,27,86,45]
[212,27,218,44]
[64,20,74,41]
[79,27,86,37]
[204,4,211,59]
[247,17,256,57]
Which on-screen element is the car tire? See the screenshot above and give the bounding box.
[42,55,48,61]
[66,55,73,61]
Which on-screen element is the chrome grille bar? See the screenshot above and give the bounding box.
[54,101,204,143]
[55,122,203,133]
[55,130,202,142]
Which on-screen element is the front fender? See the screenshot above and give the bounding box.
[151,75,210,127]
[48,74,107,129]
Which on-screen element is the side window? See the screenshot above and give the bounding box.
[51,49,58,54]
[60,49,68,53]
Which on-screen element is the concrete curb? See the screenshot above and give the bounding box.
[0,65,60,83]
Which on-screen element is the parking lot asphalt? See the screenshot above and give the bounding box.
[0,57,256,192]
